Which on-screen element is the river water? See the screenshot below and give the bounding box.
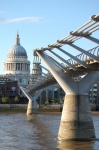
[0,113,99,150]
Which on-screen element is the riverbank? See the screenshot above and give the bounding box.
[0,106,27,113]
[0,104,62,113]
[0,104,99,114]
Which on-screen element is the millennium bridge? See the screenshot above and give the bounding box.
[20,14,99,141]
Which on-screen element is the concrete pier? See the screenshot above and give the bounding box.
[27,100,33,115]
[27,100,38,115]
[58,94,95,140]
[36,51,99,141]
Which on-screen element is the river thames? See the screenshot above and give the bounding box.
[0,112,99,150]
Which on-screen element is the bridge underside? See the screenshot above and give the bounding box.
[29,77,56,95]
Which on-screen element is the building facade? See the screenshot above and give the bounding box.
[3,32,30,97]
[89,82,99,104]
[4,32,30,87]
[0,76,18,103]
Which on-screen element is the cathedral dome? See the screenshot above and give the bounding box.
[7,32,27,58]
[4,32,30,86]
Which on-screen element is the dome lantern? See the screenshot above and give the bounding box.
[16,31,20,45]
[7,32,27,58]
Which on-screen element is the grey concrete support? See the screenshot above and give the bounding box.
[33,100,39,113]
[78,71,99,94]
[19,86,42,115]
[27,100,38,115]
[36,51,99,141]
[36,51,78,95]
[19,87,34,115]
[27,99,33,115]
[58,94,95,140]
[27,99,38,115]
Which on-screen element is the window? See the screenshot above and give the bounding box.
[1,86,5,90]
[19,78,22,83]
[7,86,10,90]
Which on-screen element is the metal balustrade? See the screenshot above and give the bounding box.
[67,46,99,67]
[33,14,99,74]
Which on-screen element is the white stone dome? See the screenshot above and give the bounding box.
[4,32,30,81]
[7,45,27,58]
[7,32,27,58]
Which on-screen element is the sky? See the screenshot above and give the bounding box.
[0,0,99,74]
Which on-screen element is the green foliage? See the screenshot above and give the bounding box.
[62,96,65,102]
[60,96,65,104]
[2,97,9,103]
[44,101,49,106]
[14,96,19,103]
[51,98,57,104]
[48,99,52,104]
[91,104,96,111]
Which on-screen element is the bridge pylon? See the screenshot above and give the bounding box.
[58,94,95,140]
[20,87,42,115]
[36,51,99,141]
[27,99,38,115]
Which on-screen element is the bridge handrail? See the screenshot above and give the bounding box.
[29,14,99,93]
[67,46,99,66]
[34,14,99,52]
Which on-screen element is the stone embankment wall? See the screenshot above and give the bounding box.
[0,104,98,112]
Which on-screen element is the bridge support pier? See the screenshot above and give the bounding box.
[27,100,38,115]
[36,51,99,141]
[58,94,95,140]
[27,99,33,115]
[19,87,42,115]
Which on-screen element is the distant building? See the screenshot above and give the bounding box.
[29,54,42,85]
[88,83,99,104]
[3,32,30,97]
[0,76,18,103]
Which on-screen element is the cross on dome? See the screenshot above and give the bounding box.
[16,31,20,45]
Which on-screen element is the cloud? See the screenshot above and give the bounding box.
[0,16,6,22]
[0,12,7,22]
[0,13,43,23]
[6,16,42,23]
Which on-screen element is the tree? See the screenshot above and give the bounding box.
[61,96,65,103]
[2,97,9,104]
[44,101,49,106]
[60,96,65,104]
[14,96,19,104]
[51,98,57,104]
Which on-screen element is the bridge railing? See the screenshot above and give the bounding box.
[34,14,99,71]
[67,46,99,66]
[28,14,99,93]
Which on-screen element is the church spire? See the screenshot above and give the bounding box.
[16,31,20,45]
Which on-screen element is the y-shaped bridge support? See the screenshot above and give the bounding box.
[20,87,42,115]
[36,51,99,140]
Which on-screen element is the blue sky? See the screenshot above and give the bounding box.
[0,0,99,74]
